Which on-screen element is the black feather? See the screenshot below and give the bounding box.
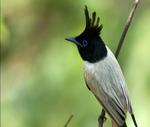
[83,5,103,37]
[131,114,138,127]
[121,122,127,127]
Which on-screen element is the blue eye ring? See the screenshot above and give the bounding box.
[82,40,88,47]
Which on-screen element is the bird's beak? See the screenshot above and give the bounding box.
[65,37,81,46]
[65,37,76,43]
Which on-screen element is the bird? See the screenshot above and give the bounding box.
[65,6,138,127]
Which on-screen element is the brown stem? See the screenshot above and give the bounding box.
[64,114,74,127]
[98,109,106,127]
[115,0,139,58]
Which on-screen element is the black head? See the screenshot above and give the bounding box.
[66,6,107,63]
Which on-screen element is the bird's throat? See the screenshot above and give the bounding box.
[77,39,107,63]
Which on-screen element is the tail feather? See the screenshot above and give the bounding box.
[121,122,127,127]
[112,120,127,127]
[131,114,138,127]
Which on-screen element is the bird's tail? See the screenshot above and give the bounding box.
[112,120,127,127]
[131,114,138,127]
[112,120,118,127]
[121,123,127,127]
[128,100,138,127]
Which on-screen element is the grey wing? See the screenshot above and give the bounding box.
[84,53,132,126]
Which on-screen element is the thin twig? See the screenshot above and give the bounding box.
[115,0,139,58]
[98,109,106,127]
[64,114,74,127]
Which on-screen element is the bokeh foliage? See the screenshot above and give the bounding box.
[1,0,150,127]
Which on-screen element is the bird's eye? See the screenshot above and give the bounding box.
[82,40,88,47]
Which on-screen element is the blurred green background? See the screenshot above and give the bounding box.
[1,0,150,127]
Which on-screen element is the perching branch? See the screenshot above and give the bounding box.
[64,114,74,127]
[115,0,139,58]
[98,0,139,127]
[98,109,106,127]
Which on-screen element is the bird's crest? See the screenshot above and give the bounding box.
[83,5,103,36]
